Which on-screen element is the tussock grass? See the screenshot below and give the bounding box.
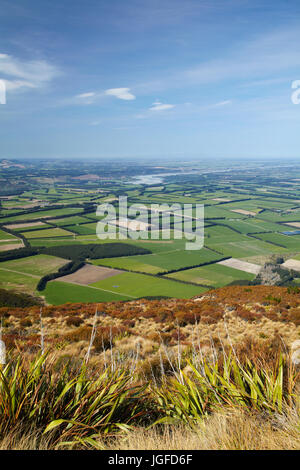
[102,409,300,450]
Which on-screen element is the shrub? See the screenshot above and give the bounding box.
[65,316,84,327]
[0,288,42,308]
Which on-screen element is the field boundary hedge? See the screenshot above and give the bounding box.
[36,260,85,291]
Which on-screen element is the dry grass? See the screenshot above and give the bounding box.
[0,409,299,450]
[0,427,53,450]
[100,409,300,450]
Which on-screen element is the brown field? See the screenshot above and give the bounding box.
[230,209,257,216]
[218,257,261,274]
[285,222,300,229]
[4,221,46,230]
[212,197,231,202]
[0,242,24,252]
[281,259,300,272]
[56,264,123,285]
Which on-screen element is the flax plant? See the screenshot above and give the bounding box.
[0,352,149,448]
[152,352,299,426]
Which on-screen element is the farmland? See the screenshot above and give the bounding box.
[0,254,68,295]
[166,263,256,287]
[1,158,300,304]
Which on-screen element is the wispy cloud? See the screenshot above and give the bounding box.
[65,87,136,106]
[77,92,96,99]
[105,87,135,100]
[185,28,300,85]
[209,100,232,108]
[132,26,300,98]
[0,53,60,92]
[135,100,176,119]
[149,100,175,111]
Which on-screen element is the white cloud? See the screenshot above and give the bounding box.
[77,92,96,99]
[65,88,135,106]
[0,53,60,92]
[105,87,135,100]
[210,100,232,108]
[149,101,175,111]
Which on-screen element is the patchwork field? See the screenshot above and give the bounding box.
[1,160,300,305]
[281,259,300,272]
[65,222,97,235]
[45,215,92,226]
[220,218,283,234]
[0,207,84,223]
[0,229,19,240]
[0,254,68,295]
[217,258,262,275]
[57,264,123,284]
[0,269,39,295]
[0,254,67,277]
[20,227,74,239]
[44,280,128,304]
[206,237,286,258]
[254,232,300,250]
[167,263,256,287]
[90,271,206,299]
[0,241,24,251]
[230,209,257,216]
[92,247,224,274]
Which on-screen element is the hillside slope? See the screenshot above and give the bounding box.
[1,285,299,371]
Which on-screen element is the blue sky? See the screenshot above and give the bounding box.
[0,0,300,160]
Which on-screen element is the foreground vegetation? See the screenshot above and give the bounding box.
[0,284,300,450]
[0,344,299,450]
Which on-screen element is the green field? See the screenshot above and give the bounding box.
[92,246,223,273]
[0,254,67,276]
[220,219,283,234]
[0,229,18,240]
[0,254,68,295]
[256,210,300,222]
[21,227,74,239]
[206,238,286,258]
[90,271,207,299]
[65,222,97,235]
[166,263,256,287]
[46,215,92,226]
[254,232,300,250]
[0,270,38,295]
[0,207,84,223]
[44,280,129,304]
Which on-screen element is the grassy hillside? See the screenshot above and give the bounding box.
[0,284,300,450]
